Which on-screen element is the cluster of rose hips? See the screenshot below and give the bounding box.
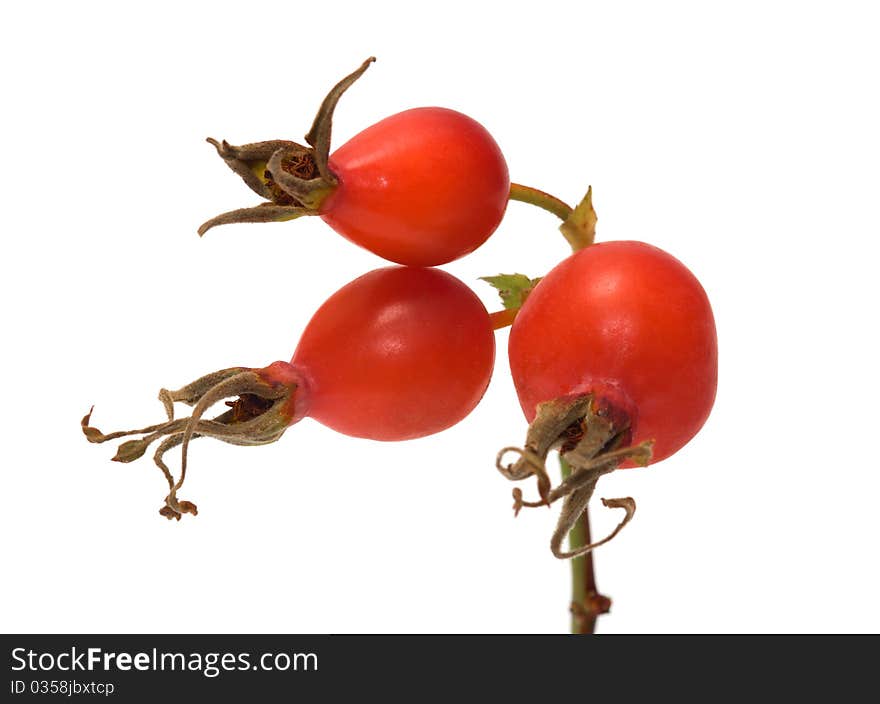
[83,59,717,575]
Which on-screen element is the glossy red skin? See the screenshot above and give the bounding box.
[319,107,509,266]
[291,266,495,441]
[509,241,717,465]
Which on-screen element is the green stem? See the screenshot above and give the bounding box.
[560,456,611,634]
[507,183,603,629]
[509,183,595,252]
[509,183,573,221]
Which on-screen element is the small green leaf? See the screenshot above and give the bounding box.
[480,274,541,309]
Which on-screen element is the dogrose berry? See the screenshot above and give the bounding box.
[82,266,495,520]
[199,58,510,266]
[497,241,718,558]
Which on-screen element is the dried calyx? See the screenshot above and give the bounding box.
[81,362,308,520]
[496,395,653,559]
[198,57,376,236]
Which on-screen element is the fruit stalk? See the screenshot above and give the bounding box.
[503,187,604,631]
[508,183,596,251]
[561,457,611,634]
[508,183,572,222]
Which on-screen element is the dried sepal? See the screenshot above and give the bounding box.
[160,496,199,522]
[200,58,375,236]
[206,138,301,199]
[513,441,652,511]
[81,364,305,520]
[551,494,636,560]
[304,56,376,183]
[81,407,185,444]
[198,204,313,237]
[265,147,333,209]
[80,407,102,443]
[112,438,150,463]
[497,393,653,560]
[496,395,595,504]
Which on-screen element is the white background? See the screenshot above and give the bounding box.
[2,1,878,634]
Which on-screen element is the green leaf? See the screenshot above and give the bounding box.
[480,273,541,309]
